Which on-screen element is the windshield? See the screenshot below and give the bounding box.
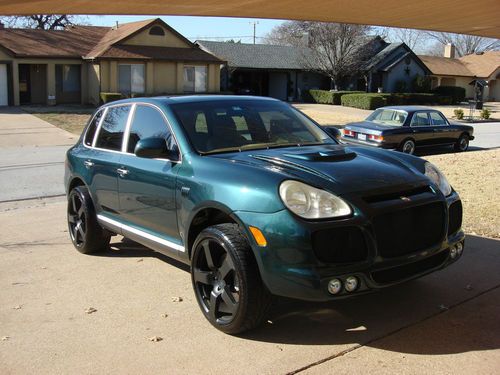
[366,109,408,126]
[171,100,334,154]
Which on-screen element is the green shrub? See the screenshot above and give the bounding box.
[341,93,387,110]
[306,90,364,105]
[412,75,432,93]
[433,86,466,104]
[454,109,464,120]
[100,92,122,103]
[480,108,491,120]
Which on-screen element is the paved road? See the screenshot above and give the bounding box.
[0,108,77,202]
[0,199,498,374]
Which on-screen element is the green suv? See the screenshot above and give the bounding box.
[65,96,464,334]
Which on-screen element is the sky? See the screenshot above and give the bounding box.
[86,15,283,43]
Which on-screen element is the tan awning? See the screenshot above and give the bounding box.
[0,0,499,39]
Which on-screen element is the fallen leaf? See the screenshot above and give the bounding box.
[85,307,97,314]
[171,297,183,303]
[149,336,163,342]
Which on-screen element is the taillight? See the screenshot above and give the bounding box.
[368,134,384,142]
[343,129,356,137]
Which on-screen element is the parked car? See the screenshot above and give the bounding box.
[65,96,464,334]
[341,106,474,154]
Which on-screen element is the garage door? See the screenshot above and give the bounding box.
[0,64,8,106]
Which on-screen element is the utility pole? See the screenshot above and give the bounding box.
[249,21,259,44]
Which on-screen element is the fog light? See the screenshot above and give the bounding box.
[345,276,359,292]
[450,246,457,259]
[328,279,342,295]
[456,242,463,255]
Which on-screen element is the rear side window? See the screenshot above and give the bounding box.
[430,112,447,125]
[127,105,175,153]
[84,109,104,146]
[95,105,131,151]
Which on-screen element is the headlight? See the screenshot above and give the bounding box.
[424,162,452,196]
[279,180,351,219]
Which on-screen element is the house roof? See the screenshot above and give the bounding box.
[0,25,108,58]
[197,40,314,70]
[420,52,500,78]
[98,45,222,62]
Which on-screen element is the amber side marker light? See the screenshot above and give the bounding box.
[249,226,267,247]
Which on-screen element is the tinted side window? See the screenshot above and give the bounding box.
[84,109,104,146]
[127,105,175,153]
[95,105,131,151]
[430,112,447,125]
[411,112,430,126]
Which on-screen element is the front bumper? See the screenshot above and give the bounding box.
[236,189,464,302]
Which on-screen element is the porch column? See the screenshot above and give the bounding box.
[146,62,154,94]
[109,61,118,92]
[47,62,56,105]
[176,63,184,93]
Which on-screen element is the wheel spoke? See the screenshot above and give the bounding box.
[219,255,234,280]
[193,269,213,285]
[209,291,219,320]
[203,242,215,270]
[220,285,237,314]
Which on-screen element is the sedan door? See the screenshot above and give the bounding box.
[409,111,434,146]
[117,104,183,253]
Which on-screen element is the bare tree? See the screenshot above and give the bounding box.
[265,21,371,89]
[425,32,500,56]
[0,15,85,30]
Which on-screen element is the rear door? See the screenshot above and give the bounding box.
[409,111,434,146]
[429,111,456,145]
[89,104,131,216]
[117,104,182,249]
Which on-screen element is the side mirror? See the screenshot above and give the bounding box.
[134,137,179,161]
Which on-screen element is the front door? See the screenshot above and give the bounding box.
[117,104,181,245]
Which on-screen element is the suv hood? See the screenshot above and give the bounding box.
[211,144,427,196]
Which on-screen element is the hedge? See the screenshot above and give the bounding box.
[305,90,364,105]
[432,86,466,104]
[100,92,123,104]
[341,94,387,110]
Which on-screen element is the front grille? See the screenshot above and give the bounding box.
[373,202,445,258]
[312,226,368,263]
[448,200,463,236]
[371,249,449,284]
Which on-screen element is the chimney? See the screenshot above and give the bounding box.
[444,43,456,59]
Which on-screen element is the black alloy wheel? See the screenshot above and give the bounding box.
[191,224,271,334]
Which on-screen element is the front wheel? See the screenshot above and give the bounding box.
[67,186,110,254]
[191,224,271,334]
[454,134,469,152]
[399,139,416,154]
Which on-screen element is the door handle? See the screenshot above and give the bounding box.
[117,168,129,177]
[83,160,94,168]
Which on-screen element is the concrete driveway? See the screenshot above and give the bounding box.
[0,199,499,374]
[0,108,77,202]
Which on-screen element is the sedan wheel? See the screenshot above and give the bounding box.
[400,139,416,154]
[191,224,271,334]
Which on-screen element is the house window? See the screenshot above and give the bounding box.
[183,66,207,93]
[149,26,165,36]
[119,64,145,94]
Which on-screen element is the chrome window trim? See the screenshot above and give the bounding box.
[82,101,183,164]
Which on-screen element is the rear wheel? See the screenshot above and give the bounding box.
[399,139,416,154]
[454,134,469,152]
[67,186,110,254]
[191,224,271,334]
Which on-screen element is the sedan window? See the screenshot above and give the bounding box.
[411,112,431,126]
[95,105,131,151]
[429,112,448,125]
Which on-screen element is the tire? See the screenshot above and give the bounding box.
[67,186,110,254]
[399,139,416,154]
[191,223,271,334]
[454,134,469,152]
